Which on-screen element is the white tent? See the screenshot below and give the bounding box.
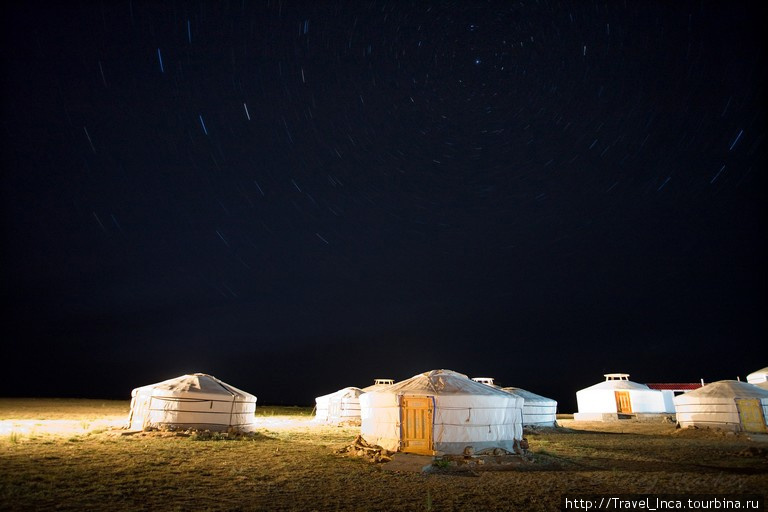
[127,373,257,432]
[746,367,768,384]
[313,387,363,425]
[674,380,768,432]
[502,387,558,427]
[360,369,523,455]
[575,373,671,421]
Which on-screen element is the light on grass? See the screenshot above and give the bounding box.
[0,418,125,437]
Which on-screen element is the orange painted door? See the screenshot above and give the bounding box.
[614,391,632,413]
[735,398,767,433]
[400,396,433,455]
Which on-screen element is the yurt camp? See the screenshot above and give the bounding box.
[313,387,363,425]
[127,373,257,432]
[575,373,672,421]
[360,369,523,455]
[674,380,768,432]
[502,387,558,427]
[746,367,768,384]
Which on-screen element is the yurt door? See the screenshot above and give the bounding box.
[735,398,767,433]
[614,391,632,414]
[329,399,341,423]
[400,395,434,455]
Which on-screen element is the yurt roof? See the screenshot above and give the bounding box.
[674,380,768,403]
[379,369,513,397]
[316,387,363,400]
[579,378,651,392]
[502,387,557,405]
[361,379,394,392]
[747,367,768,380]
[132,373,255,400]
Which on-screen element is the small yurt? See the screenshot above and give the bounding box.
[127,373,257,432]
[313,387,363,425]
[360,369,523,455]
[674,380,768,432]
[575,373,671,421]
[502,387,558,427]
[746,367,768,384]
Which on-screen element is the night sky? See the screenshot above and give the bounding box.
[2,1,765,411]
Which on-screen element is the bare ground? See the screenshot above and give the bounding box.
[1,400,766,511]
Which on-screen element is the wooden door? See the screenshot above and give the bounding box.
[614,391,632,414]
[400,396,434,455]
[735,398,767,433]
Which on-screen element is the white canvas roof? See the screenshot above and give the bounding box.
[361,379,395,392]
[383,369,513,396]
[131,373,256,401]
[315,386,363,402]
[502,387,557,405]
[128,373,257,431]
[579,379,653,392]
[360,369,523,454]
[675,380,768,401]
[746,367,768,384]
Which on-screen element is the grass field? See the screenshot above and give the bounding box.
[1,399,767,511]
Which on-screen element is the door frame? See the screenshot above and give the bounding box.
[614,391,632,414]
[735,398,767,433]
[399,395,434,455]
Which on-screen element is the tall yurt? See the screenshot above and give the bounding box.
[127,373,257,432]
[575,373,671,421]
[360,369,523,455]
[674,380,768,432]
[313,387,363,425]
[502,387,558,427]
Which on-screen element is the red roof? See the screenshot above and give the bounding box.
[646,383,702,391]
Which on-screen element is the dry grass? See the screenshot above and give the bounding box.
[1,400,767,511]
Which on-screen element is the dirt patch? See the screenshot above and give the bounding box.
[335,434,394,463]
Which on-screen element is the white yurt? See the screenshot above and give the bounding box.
[746,367,768,384]
[313,387,363,425]
[575,373,671,421]
[360,369,523,455]
[502,387,558,427]
[674,380,768,432]
[127,373,257,432]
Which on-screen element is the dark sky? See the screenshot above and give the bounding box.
[1,1,765,411]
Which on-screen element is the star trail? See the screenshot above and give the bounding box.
[1,1,764,409]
